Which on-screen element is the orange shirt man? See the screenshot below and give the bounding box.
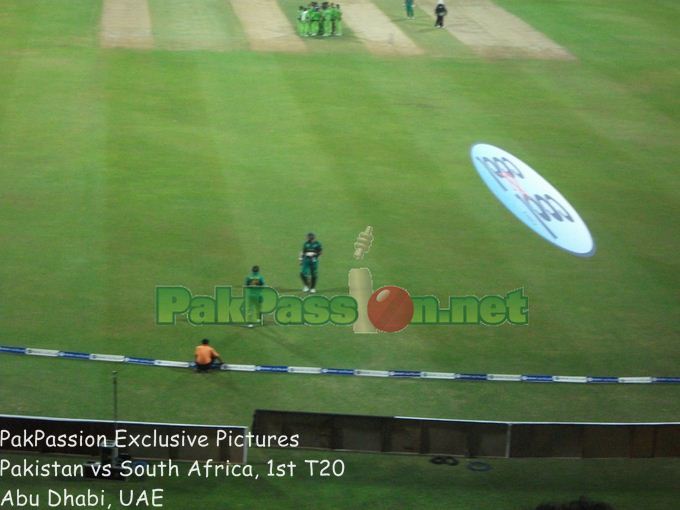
[195,339,222,371]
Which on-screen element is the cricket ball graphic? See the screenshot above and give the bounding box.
[367,286,414,333]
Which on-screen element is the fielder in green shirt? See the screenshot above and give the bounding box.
[328,4,338,35]
[334,4,343,36]
[322,6,333,37]
[405,0,415,19]
[302,6,311,37]
[244,265,265,326]
[297,6,306,36]
[299,233,322,293]
[309,7,321,37]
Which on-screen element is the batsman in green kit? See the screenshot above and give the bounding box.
[299,233,322,293]
[245,265,265,325]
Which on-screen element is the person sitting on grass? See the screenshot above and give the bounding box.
[194,338,222,372]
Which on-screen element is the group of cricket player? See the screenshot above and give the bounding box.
[297,2,343,37]
[242,233,322,325]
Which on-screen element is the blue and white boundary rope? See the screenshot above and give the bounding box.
[1,345,679,384]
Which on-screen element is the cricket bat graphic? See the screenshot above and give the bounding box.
[348,267,377,334]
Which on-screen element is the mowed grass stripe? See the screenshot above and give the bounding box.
[191,53,378,297]
[148,0,237,52]
[230,0,307,52]
[100,52,251,347]
[341,0,423,56]
[0,56,109,343]
[100,0,154,49]
[418,0,574,60]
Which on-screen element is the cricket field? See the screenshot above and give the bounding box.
[0,1,678,508]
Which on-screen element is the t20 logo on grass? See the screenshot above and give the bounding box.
[471,144,595,257]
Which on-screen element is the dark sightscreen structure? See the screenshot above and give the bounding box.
[252,410,680,459]
[0,414,247,463]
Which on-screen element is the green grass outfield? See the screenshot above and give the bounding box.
[0,0,679,508]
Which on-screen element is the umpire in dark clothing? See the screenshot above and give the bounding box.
[435,0,447,28]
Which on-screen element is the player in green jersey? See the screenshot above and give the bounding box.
[299,233,322,293]
[302,5,311,36]
[333,4,343,36]
[309,6,321,37]
[405,0,415,19]
[322,5,333,37]
[244,265,265,326]
[328,4,337,35]
[297,6,306,36]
